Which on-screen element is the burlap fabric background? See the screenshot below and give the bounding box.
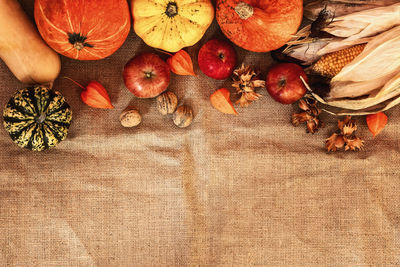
[1,0,400,266]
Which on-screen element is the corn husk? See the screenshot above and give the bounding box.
[304,0,400,20]
[286,2,400,63]
[324,3,400,40]
[301,76,400,115]
[327,25,400,102]
[285,4,400,114]
[332,25,400,83]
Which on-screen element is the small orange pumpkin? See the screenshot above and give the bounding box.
[216,0,303,52]
[34,0,131,60]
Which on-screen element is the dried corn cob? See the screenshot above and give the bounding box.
[308,44,366,78]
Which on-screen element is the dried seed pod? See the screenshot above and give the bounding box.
[156,91,178,115]
[119,106,141,127]
[173,105,193,128]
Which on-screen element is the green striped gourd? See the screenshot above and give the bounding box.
[3,86,72,151]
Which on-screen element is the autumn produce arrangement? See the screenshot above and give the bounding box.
[0,0,397,152]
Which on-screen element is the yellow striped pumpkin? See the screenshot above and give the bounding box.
[131,0,214,52]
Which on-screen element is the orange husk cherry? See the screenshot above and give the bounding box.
[210,88,238,115]
[166,50,196,76]
[64,77,114,109]
[366,112,388,137]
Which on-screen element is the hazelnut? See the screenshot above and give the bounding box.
[156,91,178,115]
[119,107,141,127]
[173,105,193,128]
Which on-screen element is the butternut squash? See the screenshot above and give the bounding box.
[0,0,60,84]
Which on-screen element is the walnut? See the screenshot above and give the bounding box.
[173,105,193,128]
[119,106,141,127]
[156,91,178,115]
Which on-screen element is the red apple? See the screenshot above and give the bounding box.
[266,63,308,104]
[123,53,170,98]
[198,39,237,80]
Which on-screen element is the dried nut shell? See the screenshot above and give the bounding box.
[173,105,193,128]
[156,91,178,115]
[119,107,141,127]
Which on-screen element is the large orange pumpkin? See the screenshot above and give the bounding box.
[216,0,303,52]
[34,0,131,60]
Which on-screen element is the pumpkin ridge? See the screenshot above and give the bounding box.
[43,123,62,147]
[27,87,41,115]
[81,48,103,60]
[7,99,35,118]
[34,86,49,114]
[45,119,71,128]
[43,121,63,142]
[14,88,38,115]
[140,17,165,36]
[63,0,75,32]
[37,2,67,35]
[46,101,71,116]
[39,89,55,116]
[88,19,130,43]
[41,124,50,150]
[3,116,34,123]
[11,122,35,142]
[26,124,39,150]
[45,92,66,114]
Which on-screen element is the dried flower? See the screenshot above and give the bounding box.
[167,50,196,76]
[64,77,114,109]
[366,112,388,137]
[326,116,364,152]
[291,98,323,134]
[232,64,265,107]
[210,88,238,115]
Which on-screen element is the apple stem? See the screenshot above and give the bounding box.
[278,78,286,88]
[63,76,86,90]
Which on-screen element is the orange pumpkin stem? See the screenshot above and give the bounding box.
[235,2,253,20]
